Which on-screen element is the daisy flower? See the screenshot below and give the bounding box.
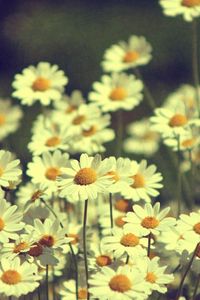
[59,279,88,300]
[137,256,174,293]
[89,73,143,112]
[88,242,114,270]
[27,150,69,196]
[0,99,23,141]
[102,35,152,72]
[0,198,24,243]
[121,160,163,203]
[160,0,200,22]
[102,227,147,259]
[124,119,160,157]
[124,202,176,236]
[0,150,22,188]
[0,257,41,297]
[89,264,150,300]
[177,210,200,239]
[12,62,68,106]
[61,222,82,255]
[53,90,85,112]
[58,153,113,202]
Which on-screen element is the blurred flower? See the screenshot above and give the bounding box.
[53,90,85,113]
[164,128,200,151]
[59,279,88,300]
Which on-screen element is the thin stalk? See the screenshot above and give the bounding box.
[176,242,199,300]
[147,233,151,257]
[83,199,89,300]
[46,265,49,300]
[192,19,200,116]
[41,199,79,300]
[116,110,123,157]
[177,136,182,218]
[192,273,200,300]
[109,193,113,229]
[126,254,129,264]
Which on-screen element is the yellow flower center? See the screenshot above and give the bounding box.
[141,217,159,229]
[123,51,140,63]
[45,167,61,181]
[182,0,200,6]
[78,288,88,299]
[66,105,76,114]
[39,235,55,247]
[120,233,139,247]
[72,115,86,125]
[0,114,6,126]
[96,255,112,267]
[0,167,4,177]
[109,274,132,293]
[115,216,126,227]
[82,126,97,137]
[31,190,43,202]
[131,173,145,188]
[0,218,5,231]
[68,233,79,245]
[168,114,188,127]
[28,243,43,257]
[114,199,130,212]
[193,222,200,234]
[146,272,157,283]
[181,138,196,148]
[109,87,128,101]
[74,168,97,185]
[32,77,51,92]
[13,242,29,253]
[107,171,120,182]
[45,136,61,147]
[1,270,21,285]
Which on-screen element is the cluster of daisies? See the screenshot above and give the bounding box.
[0,1,200,300]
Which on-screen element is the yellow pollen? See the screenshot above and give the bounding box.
[193,222,200,234]
[1,270,21,285]
[182,0,200,6]
[82,126,97,137]
[109,87,127,101]
[72,115,86,125]
[96,255,112,267]
[45,136,61,147]
[31,190,43,202]
[168,114,188,127]
[115,216,126,227]
[68,233,79,245]
[13,242,28,253]
[107,171,120,182]
[181,138,196,148]
[45,167,61,181]
[131,173,145,188]
[65,105,76,114]
[120,233,139,247]
[0,218,5,231]
[78,288,88,299]
[146,272,157,283]
[115,199,130,212]
[109,274,131,293]
[74,168,97,185]
[0,167,4,177]
[28,243,43,257]
[32,77,51,92]
[141,217,159,229]
[0,114,6,126]
[123,51,140,63]
[39,235,55,247]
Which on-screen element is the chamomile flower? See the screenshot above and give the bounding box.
[160,0,200,22]
[89,264,150,300]
[177,210,200,239]
[0,150,22,188]
[88,243,114,270]
[124,119,160,157]
[0,99,23,141]
[27,150,69,196]
[121,160,163,202]
[0,257,41,297]
[124,202,176,236]
[61,222,82,255]
[59,279,88,300]
[53,90,85,112]
[0,198,24,243]
[58,153,113,202]
[89,73,143,112]
[12,62,68,106]
[102,35,152,72]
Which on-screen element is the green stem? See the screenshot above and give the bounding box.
[147,233,151,257]
[192,19,200,117]
[109,193,113,229]
[177,136,182,217]
[126,254,129,264]
[116,110,123,157]
[46,265,49,300]
[192,273,200,300]
[83,199,89,300]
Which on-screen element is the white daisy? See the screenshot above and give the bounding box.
[59,279,88,300]
[58,153,113,202]
[27,150,69,196]
[61,222,82,255]
[0,150,22,188]
[88,242,114,270]
[102,35,152,72]
[160,0,200,22]
[0,99,23,141]
[124,202,176,236]
[177,210,200,239]
[164,128,200,151]
[121,160,163,203]
[0,257,41,297]
[12,61,68,106]
[53,90,85,112]
[89,73,143,112]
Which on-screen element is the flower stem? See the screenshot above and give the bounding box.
[116,110,123,157]
[109,193,113,229]
[176,242,199,300]
[192,19,200,117]
[177,136,182,218]
[46,265,49,300]
[192,273,200,300]
[126,254,129,264]
[147,233,151,257]
[83,199,89,300]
